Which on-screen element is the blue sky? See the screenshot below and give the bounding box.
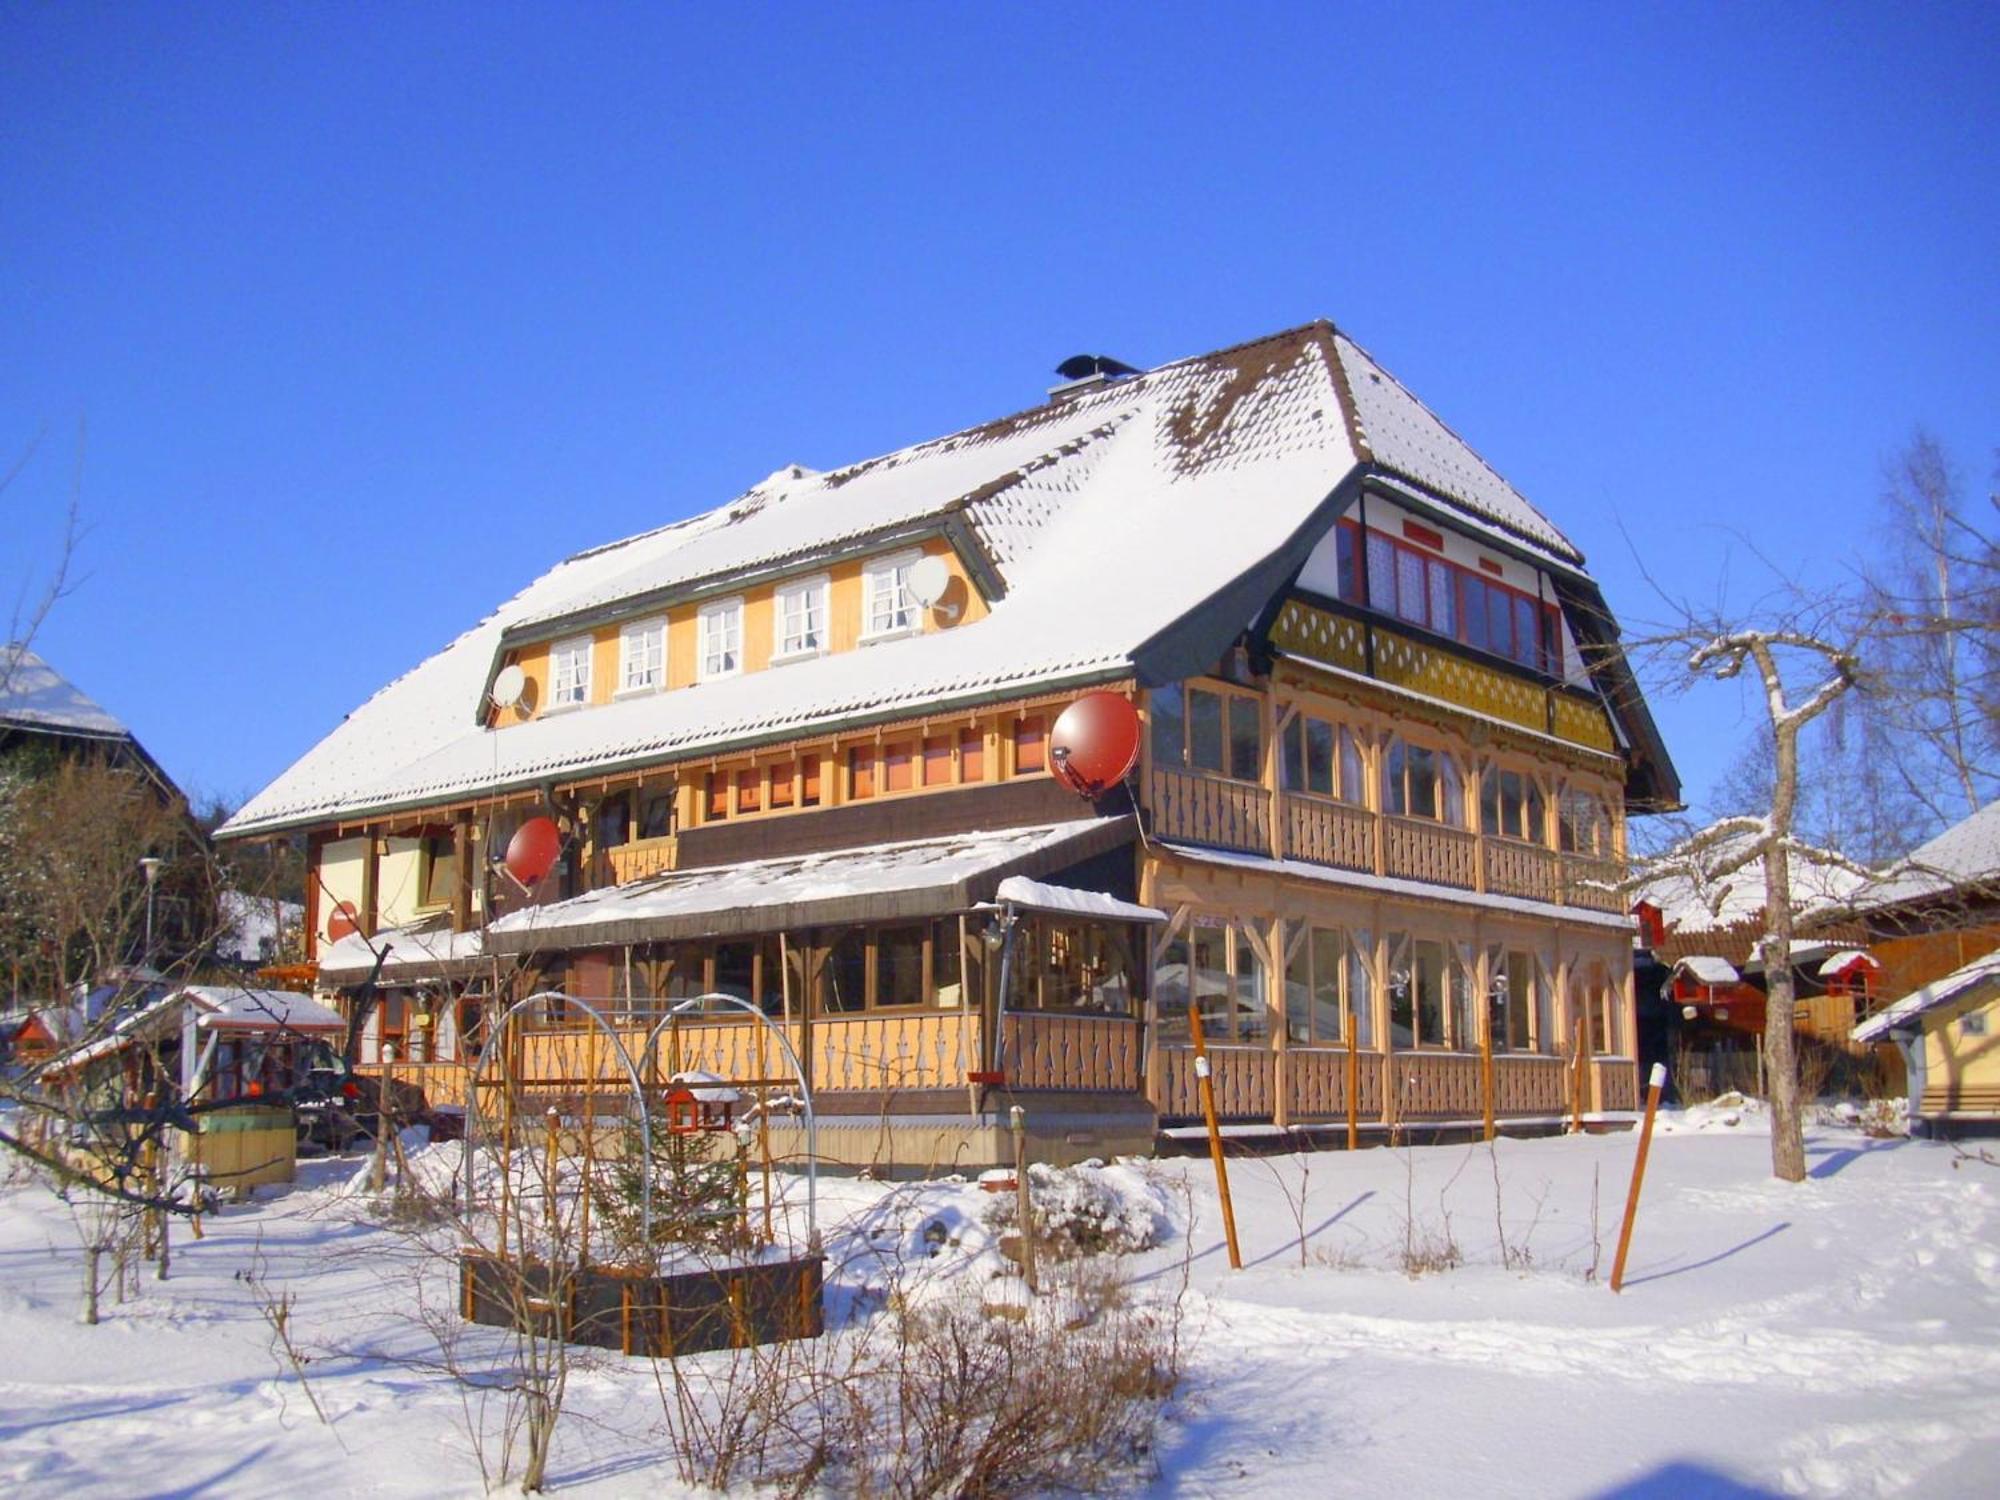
[3,3,1995,823]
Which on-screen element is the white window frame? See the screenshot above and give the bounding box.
[861,550,922,642]
[548,634,593,711]
[698,597,743,681]
[616,616,667,696]
[773,575,830,664]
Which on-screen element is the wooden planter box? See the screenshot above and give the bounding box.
[458,1249,823,1357]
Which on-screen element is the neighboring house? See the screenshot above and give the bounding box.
[0,644,217,993]
[1850,801,2000,1133]
[217,321,1679,1166]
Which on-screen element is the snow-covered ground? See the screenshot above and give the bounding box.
[2,1108,1996,1498]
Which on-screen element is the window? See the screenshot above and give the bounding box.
[1481,767,1546,843]
[1384,737,1465,825]
[876,925,925,1005]
[1335,520,1563,675]
[699,598,742,680]
[863,551,920,639]
[1388,935,1476,1049]
[1010,917,1140,1015]
[1283,923,1373,1046]
[922,735,953,786]
[1568,958,1616,1053]
[769,760,796,809]
[1154,918,1266,1044]
[958,728,985,781]
[775,577,828,661]
[734,767,762,814]
[1282,712,1365,803]
[801,754,822,806]
[1486,946,1540,1052]
[420,833,458,907]
[549,635,592,709]
[884,741,914,791]
[705,772,728,821]
[1558,788,1612,857]
[639,793,674,840]
[596,797,631,849]
[1963,1011,1990,1038]
[617,617,665,694]
[1154,682,1262,784]
[848,745,875,799]
[815,921,968,1012]
[1013,717,1046,774]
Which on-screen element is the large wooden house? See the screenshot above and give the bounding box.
[217,322,1679,1166]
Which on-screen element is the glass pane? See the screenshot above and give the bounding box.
[1409,745,1438,820]
[1192,923,1232,1041]
[1388,938,1415,1047]
[1348,935,1374,1049]
[1235,929,1267,1042]
[1151,684,1185,766]
[1086,926,1137,1015]
[1486,946,1509,1053]
[1228,696,1262,782]
[1464,577,1491,653]
[877,925,925,1006]
[1311,927,1345,1043]
[1284,924,1311,1043]
[1155,935,1191,1045]
[1367,532,1396,612]
[1415,940,1444,1048]
[1384,740,1407,816]
[1440,753,1464,826]
[1428,558,1455,637]
[1507,952,1533,1051]
[1534,956,1555,1053]
[1281,714,1305,793]
[1395,547,1427,626]
[1189,690,1224,773]
[1336,524,1358,602]
[1513,596,1538,667]
[1487,587,1512,658]
[1339,728,1365,805]
[1450,950,1475,1050]
[1526,780,1545,844]
[1305,718,1334,796]
[932,919,964,1008]
[714,941,755,1003]
[1481,773,1501,837]
[825,930,866,1013]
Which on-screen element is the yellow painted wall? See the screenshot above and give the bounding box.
[497,536,989,728]
[1920,997,2000,1110]
[317,838,366,945]
[376,837,426,926]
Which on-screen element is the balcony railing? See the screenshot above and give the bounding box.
[1281,793,1374,872]
[592,836,677,888]
[1560,854,1624,912]
[1383,817,1477,889]
[1484,839,1559,902]
[1149,765,1270,854]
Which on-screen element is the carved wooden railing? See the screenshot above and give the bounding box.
[1149,766,1270,854]
[595,836,677,888]
[1284,1046,1384,1120]
[1492,1055,1570,1115]
[810,1011,978,1093]
[1281,794,1375,872]
[1483,839,1558,902]
[1560,854,1625,913]
[1386,1051,1485,1120]
[1154,1046,1275,1120]
[1590,1057,1640,1113]
[1003,1012,1143,1092]
[1384,818,1477,889]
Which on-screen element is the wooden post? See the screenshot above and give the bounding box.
[577,1092,594,1269]
[1570,1016,1587,1134]
[1188,1001,1243,1270]
[1345,1020,1360,1152]
[543,1106,560,1236]
[1480,997,1496,1143]
[1610,1063,1668,1293]
[1010,1106,1038,1295]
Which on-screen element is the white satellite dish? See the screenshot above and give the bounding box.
[490,663,528,710]
[907,554,953,610]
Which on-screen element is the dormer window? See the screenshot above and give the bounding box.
[863,551,920,640]
[775,576,829,662]
[618,617,666,694]
[549,635,592,709]
[699,597,743,680]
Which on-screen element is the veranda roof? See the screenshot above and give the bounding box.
[318,917,490,985]
[486,818,1134,951]
[1852,949,2000,1044]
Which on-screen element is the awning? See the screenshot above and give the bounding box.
[488,817,1135,952]
[991,875,1165,924]
[318,917,489,985]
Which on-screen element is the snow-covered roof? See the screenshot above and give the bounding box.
[39,984,343,1077]
[219,322,1606,839]
[991,875,1166,924]
[1673,955,1741,987]
[1631,830,1866,936]
[0,645,128,738]
[487,818,1131,950]
[1851,800,2000,912]
[1817,950,1879,977]
[318,916,489,981]
[215,890,304,965]
[1853,948,2000,1043]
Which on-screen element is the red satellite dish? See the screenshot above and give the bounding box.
[1049,691,1142,798]
[505,815,564,887]
[326,901,360,942]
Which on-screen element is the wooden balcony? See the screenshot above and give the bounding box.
[1484,838,1559,902]
[592,835,677,888]
[1149,765,1270,855]
[1383,816,1477,889]
[1281,793,1374,872]
[1560,854,1624,912]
